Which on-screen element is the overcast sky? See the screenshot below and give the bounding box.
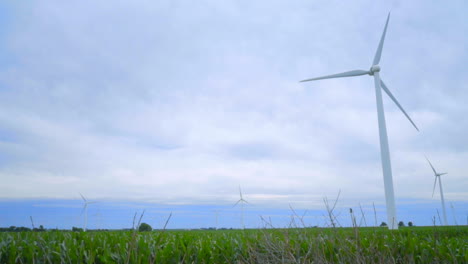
[0,1,467,228]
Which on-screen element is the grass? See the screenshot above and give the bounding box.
[0,226,466,263]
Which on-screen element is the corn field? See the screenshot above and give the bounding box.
[0,226,466,263]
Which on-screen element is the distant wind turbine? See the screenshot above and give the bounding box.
[93,210,103,230]
[450,203,458,226]
[80,193,97,231]
[212,210,221,230]
[425,157,448,226]
[300,13,418,229]
[30,216,35,230]
[233,186,250,229]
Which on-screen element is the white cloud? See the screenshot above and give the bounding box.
[0,0,466,211]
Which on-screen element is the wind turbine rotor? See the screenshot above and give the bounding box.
[369,65,381,75]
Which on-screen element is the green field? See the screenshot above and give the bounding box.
[1,226,467,263]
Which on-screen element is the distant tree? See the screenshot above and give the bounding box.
[33,225,45,232]
[138,223,152,232]
[398,221,405,227]
[380,222,387,227]
[408,221,413,227]
[72,227,83,232]
[6,226,31,232]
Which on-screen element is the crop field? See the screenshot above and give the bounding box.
[0,226,466,263]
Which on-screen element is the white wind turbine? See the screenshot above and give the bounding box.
[80,193,97,231]
[93,210,103,230]
[300,13,418,229]
[212,210,221,230]
[450,203,458,226]
[425,157,448,226]
[233,186,250,229]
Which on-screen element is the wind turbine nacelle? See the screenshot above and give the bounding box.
[370,65,381,74]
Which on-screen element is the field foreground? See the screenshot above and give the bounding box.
[0,226,467,263]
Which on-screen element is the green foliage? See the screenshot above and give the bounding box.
[0,226,466,263]
[72,227,83,232]
[0,226,31,232]
[0,226,46,232]
[380,222,387,227]
[138,223,152,232]
[398,221,405,227]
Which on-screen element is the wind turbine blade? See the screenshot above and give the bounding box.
[239,186,243,200]
[300,70,369,82]
[438,173,448,176]
[425,156,438,175]
[432,177,438,198]
[373,12,391,65]
[233,200,241,208]
[380,80,419,131]
[79,193,86,202]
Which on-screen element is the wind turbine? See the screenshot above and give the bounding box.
[300,13,418,230]
[212,210,221,230]
[93,210,103,230]
[450,203,458,226]
[425,157,448,226]
[30,216,35,230]
[80,193,96,231]
[233,186,250,229]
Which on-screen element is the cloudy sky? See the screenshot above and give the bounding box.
[0,0,467,228]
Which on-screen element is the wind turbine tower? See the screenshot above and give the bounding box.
[425,157,448,226]
[213,210,220,230]
[233,186,250,229]
[93,210,103,230]
[300,13,419,229]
